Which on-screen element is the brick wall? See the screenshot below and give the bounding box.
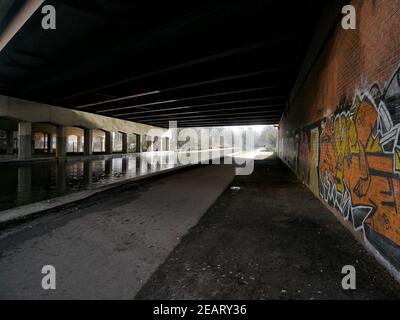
[279,0,400,278]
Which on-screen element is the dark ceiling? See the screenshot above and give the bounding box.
[0,0,326,128]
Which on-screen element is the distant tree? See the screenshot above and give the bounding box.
[265,128,277,152]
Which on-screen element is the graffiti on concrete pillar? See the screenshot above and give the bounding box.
[282,66,400,271]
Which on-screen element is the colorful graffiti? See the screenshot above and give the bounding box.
[283,66,400,271]
[309,128,319,195]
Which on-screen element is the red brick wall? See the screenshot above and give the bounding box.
[279,0,400,276]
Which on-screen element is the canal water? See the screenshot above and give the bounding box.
[0,153,184,212]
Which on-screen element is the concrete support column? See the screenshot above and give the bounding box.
[105,131,113,154]
[18,122,32,160]
[165,137,170,151]
[56,126,67,158]
[84,128,93,156]
[136,135,141,153]
[122,132,128,153]
[7,130,14,154]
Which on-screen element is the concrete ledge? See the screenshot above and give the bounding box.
[0,151,155,166]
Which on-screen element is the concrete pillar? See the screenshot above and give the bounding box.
[84,128,93,156]
[162,137,170,151]
[18,122,32,160]
[7,130,14,155]
[122,132,128,153]
[56,126,67,158]
[136,134,141,153]
[105,131,113,154]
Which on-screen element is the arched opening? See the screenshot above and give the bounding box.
[33,132,51,153]
[66,127,84,154]
[142,134,152,152]
[112,131,124,153]
[128,133,141,153]
[93,129,106,153]
[32,123,57,156]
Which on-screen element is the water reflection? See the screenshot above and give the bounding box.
[0,153,183,211]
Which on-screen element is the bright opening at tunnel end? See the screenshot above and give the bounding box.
[144,121,277,175]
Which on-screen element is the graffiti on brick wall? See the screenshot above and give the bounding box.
[283,66,400,271]
[319,66,400,270]
[309,127,319,195]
